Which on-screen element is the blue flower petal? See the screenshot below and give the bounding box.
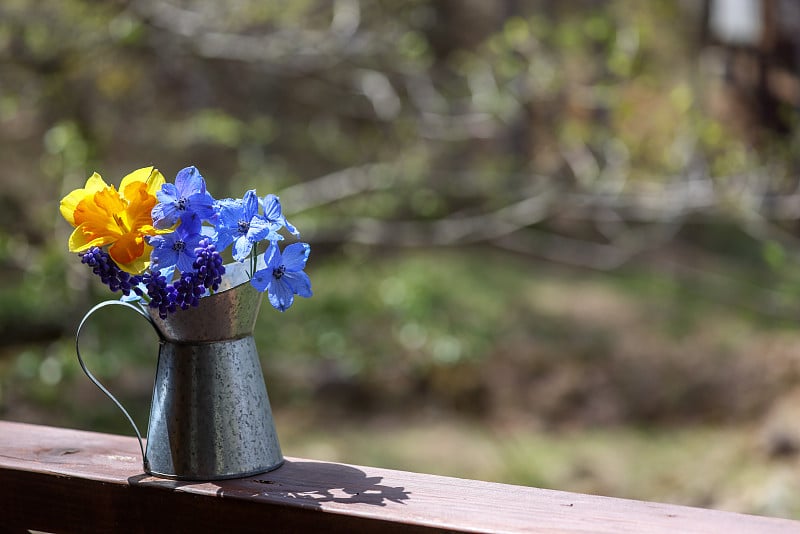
[243,190,259,219]
[175,166,206,195]
[217,197,243,220]
[268,278,295,312]
[246,216,271,243]
[232,236,253,262]
[282,271,312,298]
[176,251,196,273]
[264,242,282,268]
[186,191,217,221]
[250,268,272,292]
[262,194,282,223]
[178,213,202,235]
[156,183,178,204]
[214,228,236,252]
[282,242,311,272]
[152,183,181,229]
[263,194,300,237]
[149,234,180,270]
[176,233,203,273]
[246,217,282,244]
[283,219,300,238]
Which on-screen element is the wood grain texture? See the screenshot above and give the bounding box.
[0,420,798,533]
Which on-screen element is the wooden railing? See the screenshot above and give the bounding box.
[1,420,799,533]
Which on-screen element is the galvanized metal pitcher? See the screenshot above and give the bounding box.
[75,262,284,480]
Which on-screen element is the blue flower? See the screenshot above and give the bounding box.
[251,242,312,311]
[148,224,204,273]
[262,194,300,237]
[151,166,217,229]
[215,190,282,262]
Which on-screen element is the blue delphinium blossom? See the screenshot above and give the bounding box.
[215,190,282,262]
[251,242,312,311]
[151,166,217,229]
[148,224,204,273]
[262,194,300,237]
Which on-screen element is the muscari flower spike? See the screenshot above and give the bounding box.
[134,270,177,319]
[192,238,225,293]
[80,246,141,296]
[251,242,312,312]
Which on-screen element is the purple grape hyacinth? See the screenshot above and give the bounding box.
[192,238,225,293]
[134,270,177,319]
[80,247,139,296]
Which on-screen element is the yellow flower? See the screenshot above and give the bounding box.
[60,167,166,274]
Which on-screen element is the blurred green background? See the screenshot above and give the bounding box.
[3,0,800,519]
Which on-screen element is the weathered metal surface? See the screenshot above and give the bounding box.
[145,334,283,479]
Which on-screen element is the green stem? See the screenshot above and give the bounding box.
[250,242,259,279]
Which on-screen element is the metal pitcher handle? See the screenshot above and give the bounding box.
[75,300,159,471]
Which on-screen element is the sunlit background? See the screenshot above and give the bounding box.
[2,0,800,519]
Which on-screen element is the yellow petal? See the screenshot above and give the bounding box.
[121,183,158,234]
[68,223,115,253]
[109,234,151,274]
[84,172,109,192]
[146,169,166,196]
[91,187,127,222]
[116,254,150,275]
[120,167,165,199]
[59,172,109,226]
[60,190,87,227]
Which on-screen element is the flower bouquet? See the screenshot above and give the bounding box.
[61,165,311,480]
[60,165,312,316]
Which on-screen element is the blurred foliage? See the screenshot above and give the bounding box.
[2,0,800,518]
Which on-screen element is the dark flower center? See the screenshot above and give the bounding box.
[273,265,286,279]
[176,197,188,210]
[172,240,186,252]
[237,219,250,235]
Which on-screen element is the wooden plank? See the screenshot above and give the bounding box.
[0,420,799,533]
